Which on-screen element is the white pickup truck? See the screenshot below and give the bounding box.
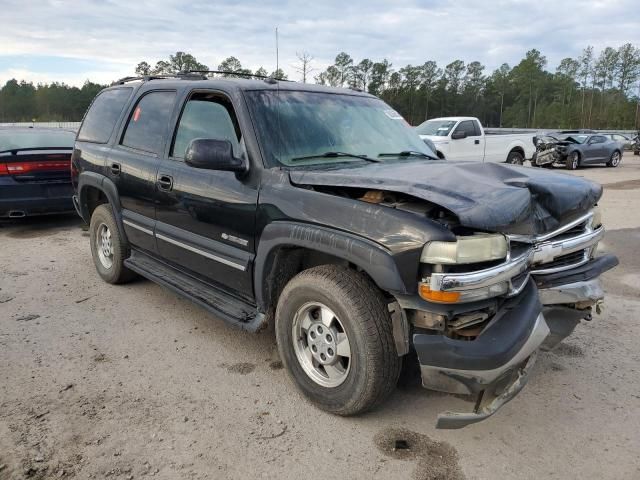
[416,116,536,164]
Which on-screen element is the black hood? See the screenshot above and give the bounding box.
[289,161,602,235]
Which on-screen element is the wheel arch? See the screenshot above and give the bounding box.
[254,222,408,313]
[507,145,525,161]
[77,172,127,242]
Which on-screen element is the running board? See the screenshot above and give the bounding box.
[124,249,265,332]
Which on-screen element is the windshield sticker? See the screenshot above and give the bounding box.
[384,110,403,120]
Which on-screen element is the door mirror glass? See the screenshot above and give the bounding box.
[185,138,248,173]
[451,130,467,140]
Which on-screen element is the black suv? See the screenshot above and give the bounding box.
[72,74,617,428]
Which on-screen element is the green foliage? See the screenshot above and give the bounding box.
[0,79,104,122]
[136,51,209,75]
[316,44,640,129]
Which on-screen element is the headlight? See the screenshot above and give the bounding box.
[421,234,508,264]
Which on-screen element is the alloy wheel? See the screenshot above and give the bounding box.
[96,223,114,269]
[292,302,352,388]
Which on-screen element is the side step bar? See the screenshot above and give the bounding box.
[124,249,265,332]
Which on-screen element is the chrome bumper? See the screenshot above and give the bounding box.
[538,278,604,306]
[426,216,604,300]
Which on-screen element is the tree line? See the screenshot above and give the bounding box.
[0,80,103,122]
[315,45,640,129]
[1,46,639,129]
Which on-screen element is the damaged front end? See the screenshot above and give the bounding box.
[396,209,618,429]
[532,135,579,167]
[289,162,617,428]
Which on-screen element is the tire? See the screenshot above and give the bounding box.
[89,204,136,284]
[606,150,622,167]
[506,150,524,165]
[566,151,580,170]
[275,265,401,416]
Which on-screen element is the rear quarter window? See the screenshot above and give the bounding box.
[77,88,133,144]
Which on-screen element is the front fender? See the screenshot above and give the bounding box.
[254,221,409,311]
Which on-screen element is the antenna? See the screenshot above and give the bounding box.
[275,27,279,74]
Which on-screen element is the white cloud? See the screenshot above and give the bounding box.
[0,0,638,85]
[0,67,132,88]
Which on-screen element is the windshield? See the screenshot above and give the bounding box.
[245,90,434,167]
[415,119,457,137]
[0,129,75,152]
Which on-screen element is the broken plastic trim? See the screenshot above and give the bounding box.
[436,352,537,429]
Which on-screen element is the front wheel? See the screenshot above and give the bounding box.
[506,150,524,165]
[275,265,401,416]
[566,151,580,170]
[607,150,622,167]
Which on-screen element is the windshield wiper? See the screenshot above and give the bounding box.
[378,150,437,160]
[289,151,379,163]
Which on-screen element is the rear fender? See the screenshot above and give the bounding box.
[77,171,127,241]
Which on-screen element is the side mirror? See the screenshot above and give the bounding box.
[451,130,467,140]
[185,138,248,173]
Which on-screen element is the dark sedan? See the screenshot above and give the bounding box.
[0,127,76,218]
[557,133,623,170]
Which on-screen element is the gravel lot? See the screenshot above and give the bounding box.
[1,156,639,480]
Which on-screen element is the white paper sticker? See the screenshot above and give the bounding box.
[384,109,403,120]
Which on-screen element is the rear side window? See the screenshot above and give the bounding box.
[78,88,132,144]
[121,91,176,155]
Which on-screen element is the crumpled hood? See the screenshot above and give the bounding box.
[289,161,602,235]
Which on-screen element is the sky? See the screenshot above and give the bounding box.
[0,0,639,87]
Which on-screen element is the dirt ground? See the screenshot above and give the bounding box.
[1,155,640,480]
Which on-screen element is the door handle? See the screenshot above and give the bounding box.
[110,162,121,175]
[157,174,173,191]
[474,139,480,145]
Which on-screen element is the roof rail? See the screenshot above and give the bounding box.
[111,70,291,86]
[181,70,291,83]
[110,73,207,86]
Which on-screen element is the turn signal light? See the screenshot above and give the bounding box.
[418,284,461,303]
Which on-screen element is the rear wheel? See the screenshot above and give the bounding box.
[606,150,621,167]
[275,265,401,415]
[566,151,580,170]
[89,204,136,284]
[506,150,524,165]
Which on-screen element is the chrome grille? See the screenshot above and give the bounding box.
[530,250,588,274]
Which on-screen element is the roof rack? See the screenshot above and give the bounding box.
[111,70,291,86]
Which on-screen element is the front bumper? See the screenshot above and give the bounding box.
[410,254,618,429]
